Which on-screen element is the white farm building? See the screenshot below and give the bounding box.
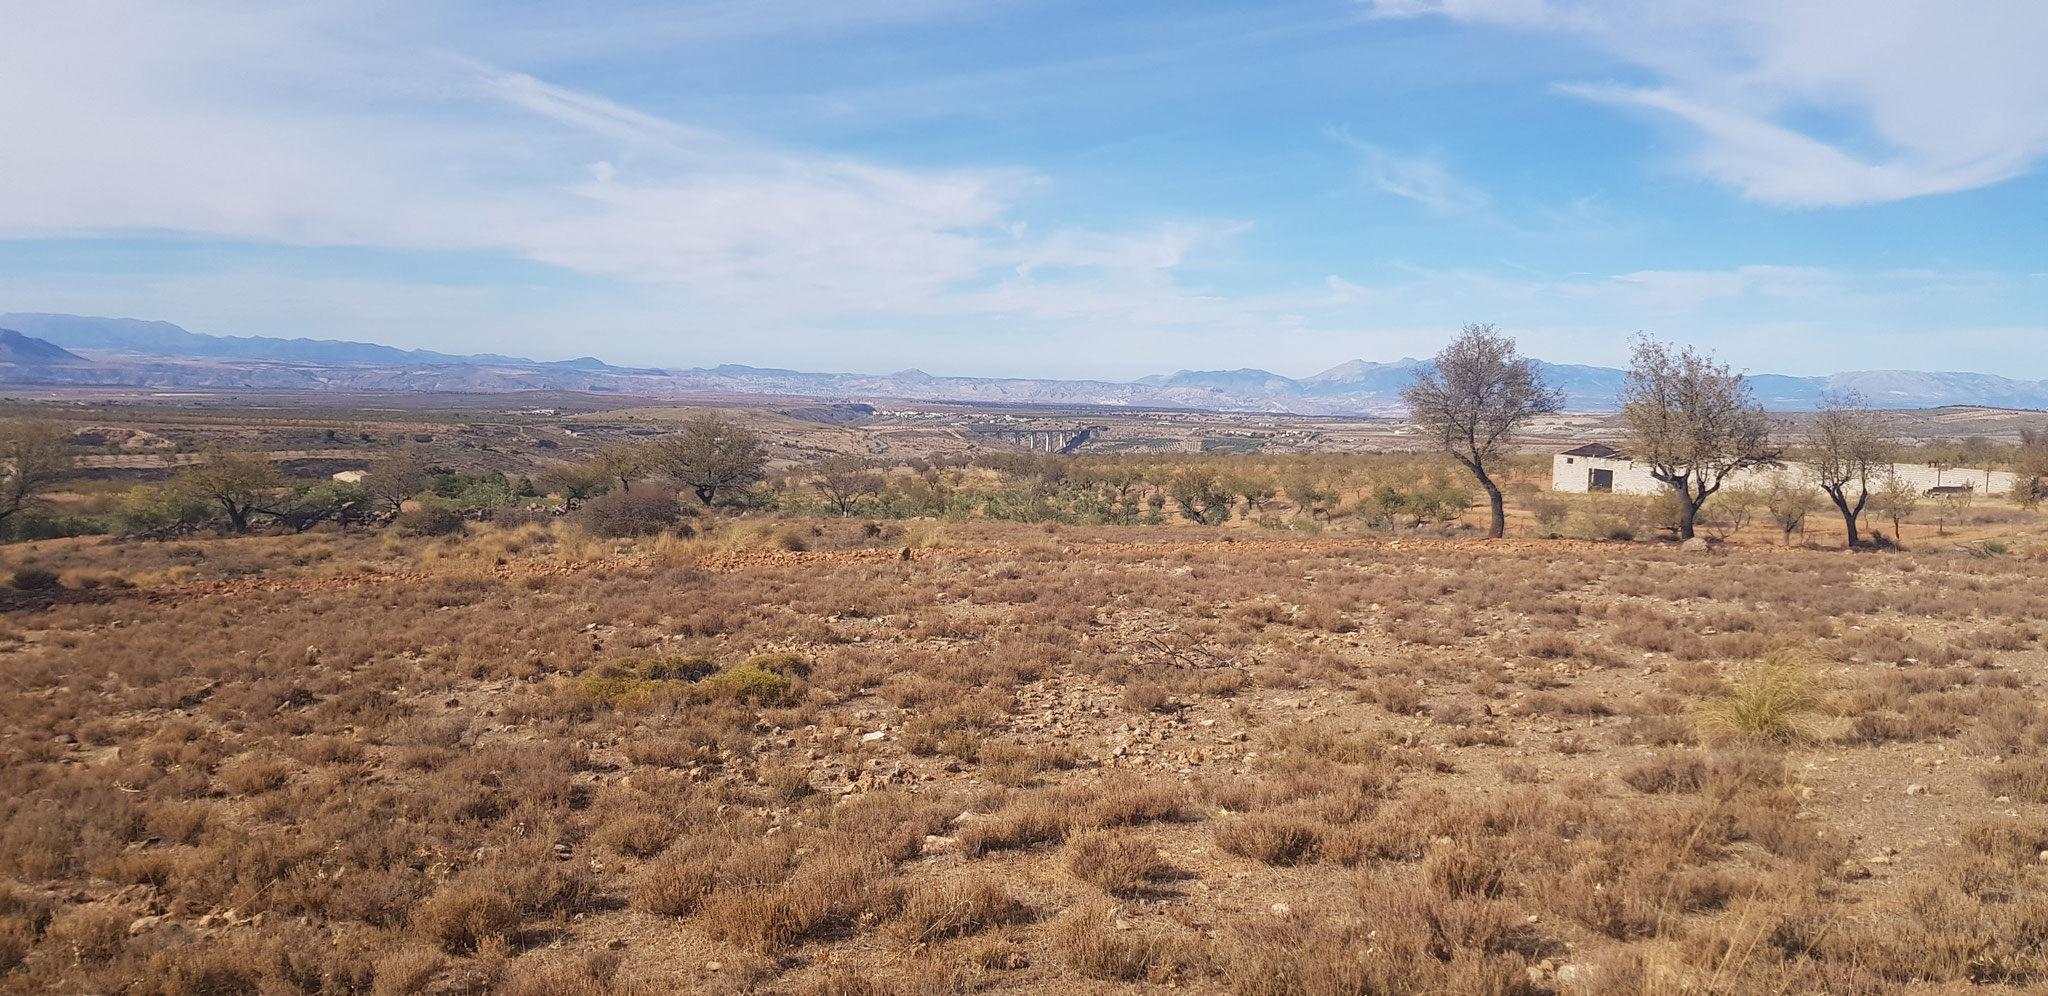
[1551,444,2020,497]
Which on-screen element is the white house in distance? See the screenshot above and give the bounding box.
[1551,444,2020,497]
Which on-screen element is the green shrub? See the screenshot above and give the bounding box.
[742,651,811,677]
[7,567,59,591]
[698,666,794,705]
[575,655,716,705]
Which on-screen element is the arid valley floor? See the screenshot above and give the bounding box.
[1,396,2046,995]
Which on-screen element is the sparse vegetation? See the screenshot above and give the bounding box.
[0,394,2044,993]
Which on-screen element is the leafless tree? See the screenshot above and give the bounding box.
[1808,392,1892,547]
[0,420,72,528]
[591,441,654,493]
[1619,338,1777,541]
[657,415,767,505]
[361,447,434,515]
[1870,470,1920,542]
[1401,324,1564,538]
[811,455,884,516]
[1763,471,1824,546]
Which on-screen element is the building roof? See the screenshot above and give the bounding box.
[1559,443,1624,459]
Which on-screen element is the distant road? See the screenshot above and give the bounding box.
[72,449,381,469]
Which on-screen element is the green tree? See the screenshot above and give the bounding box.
[176,451,285,532]
[1166,468,1232,525]
[1402,324,1564,538]
[2016,428,2048,508]
[1619,338,1778,541]
[114,485,214,537]
[1221,471,1278,516]
[659,415,768,505]
[591,441,654,492]
[0,420,73,529]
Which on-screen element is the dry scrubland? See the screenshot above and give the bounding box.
[4,517,2048,995]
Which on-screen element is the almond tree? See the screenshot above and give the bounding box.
[176,450,284,532]
[658,415,767,506]
[0,420,72,528]
[1619,338,1777,541]
[811,455,884,516]
[1808,392,1892,547]
[1401,324,1563,538]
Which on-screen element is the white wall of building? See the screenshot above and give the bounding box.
[1551,452,2019,498]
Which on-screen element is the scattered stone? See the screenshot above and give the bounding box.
[1837,861,1872,880]
[1904,784,1927,796]
[1270,902,1292,916]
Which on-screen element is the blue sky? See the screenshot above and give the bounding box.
[3,0,2044,379]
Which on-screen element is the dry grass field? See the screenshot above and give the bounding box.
[4,511,2048,995]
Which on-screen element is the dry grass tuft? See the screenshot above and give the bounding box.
[1695,649,1824,745]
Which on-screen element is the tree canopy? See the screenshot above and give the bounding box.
[1619,338,1777,541]
[1401,324,1563,538]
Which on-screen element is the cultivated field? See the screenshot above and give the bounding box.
[5,511,2048,995]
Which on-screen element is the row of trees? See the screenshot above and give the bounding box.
[1401,324,2009,547]
[0,413,772,540]
[542,416,767,508]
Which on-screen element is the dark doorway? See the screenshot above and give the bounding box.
[1589,468,1614,492]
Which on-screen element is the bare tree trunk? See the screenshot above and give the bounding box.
[1676,491,1699,540]
[1479,474,1505,539]
[1826,491,1861,548]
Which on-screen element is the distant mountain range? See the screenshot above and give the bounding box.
[2,312,2046,415]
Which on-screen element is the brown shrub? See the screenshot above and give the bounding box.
[890,874,1026,943]
[1215,815,1320,866]
[1620,752,1708,794]
[1066,831,1174,895]
[46,904,130,964]
[1050,898,1206,982]
[1982,758,2048,803]
[633,855,716,917]
[1424,844,1506,899]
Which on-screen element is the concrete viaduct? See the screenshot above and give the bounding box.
[972,426,1107,454]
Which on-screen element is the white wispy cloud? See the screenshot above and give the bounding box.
[0,1,1240,327]
[1337,137,1490,212]
[1366,0,2048,206]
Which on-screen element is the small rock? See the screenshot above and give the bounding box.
[705,961,723,972]
[1904,784,1927,796]
[861,730,886,742]
[1270,902,1292,916]
[1837,861,1872,880]
[606,938,627,950]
